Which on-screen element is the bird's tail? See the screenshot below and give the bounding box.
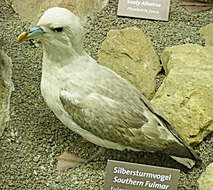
[156,113,200,169]
[170,156,196,169]
[141,97,200,169]
[160,124,200,169]
[154,113,200,169]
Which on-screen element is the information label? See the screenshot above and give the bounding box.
[104,160,180,190]
[117,0,171,21]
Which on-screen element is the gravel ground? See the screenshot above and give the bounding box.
[0,0,213,189]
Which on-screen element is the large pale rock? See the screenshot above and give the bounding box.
[151,44,213,145]
[98,27,161,100]
[200,23,213,46]
[0,50,14,136]
[198,163,213,190]
[11,0,108,24]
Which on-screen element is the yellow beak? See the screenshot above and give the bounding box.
[17,32,27,43]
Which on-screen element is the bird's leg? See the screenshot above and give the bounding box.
[56,147,104,171]
[83,148,104,164]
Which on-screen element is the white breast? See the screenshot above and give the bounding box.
[40,75,137,151]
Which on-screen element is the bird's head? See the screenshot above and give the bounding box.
[18,7,85,60]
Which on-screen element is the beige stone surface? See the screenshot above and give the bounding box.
[11,0,108,24]
[0,50,14,136]
[200,23,213,46]
[198,163,213,190]
[98,27,161,100]
[151,44,213,145]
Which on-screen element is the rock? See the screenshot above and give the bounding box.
[151,44,213,145]
[0,50,14,136]
[198,163,213,190]
[180,0,213,13]
[10,0,108,24]
[200,23,213,46]
[98,27,161,100]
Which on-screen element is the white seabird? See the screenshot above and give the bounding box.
[18,7,199,169]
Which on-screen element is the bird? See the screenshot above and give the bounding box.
[18,7,199,169]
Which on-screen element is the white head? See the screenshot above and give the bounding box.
[18,7,85,61]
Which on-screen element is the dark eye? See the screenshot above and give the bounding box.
[51,27,63,32]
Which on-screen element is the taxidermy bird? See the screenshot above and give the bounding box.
[18,7,199,169]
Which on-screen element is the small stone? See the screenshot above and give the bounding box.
[33,156,40,163]
[40,166,46,170]
[98,27,161,99]
[198,163,213,190]
[33,170,38,175]
[10,164,16,169]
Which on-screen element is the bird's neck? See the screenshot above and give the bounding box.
[42,46,95,75]
[42,42,87,66]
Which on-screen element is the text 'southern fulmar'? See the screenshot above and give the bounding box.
[18,7,199,169]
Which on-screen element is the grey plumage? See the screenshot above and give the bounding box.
[18,7,199,168]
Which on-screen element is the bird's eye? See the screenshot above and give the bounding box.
[51,27,63,32]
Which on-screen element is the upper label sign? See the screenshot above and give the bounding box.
[117,0,171,21]
[104,160,180,190]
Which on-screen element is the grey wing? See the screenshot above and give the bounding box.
[59,90,148,147]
